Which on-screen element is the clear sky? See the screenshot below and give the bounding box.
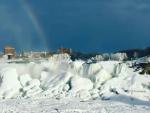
[0,0,149,52]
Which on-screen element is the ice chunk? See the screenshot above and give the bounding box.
[70,76,93,92]
[19,74,32,87]
[0,68,21,99]
[24,79,41,91]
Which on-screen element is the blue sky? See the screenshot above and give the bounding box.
[0,0,149,52]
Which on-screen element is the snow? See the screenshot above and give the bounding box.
[91,53,128,62]
[70,76,93,92]
[110,53,128,61]
[0,54,149,112]
[0,68,21,99]
[19,74,32,87]
[0,98,149,113]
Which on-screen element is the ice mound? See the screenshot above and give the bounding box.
[19,74,32,87]
[0,68,21,99]
[0,54,149,101]
[70,76,93,92]
[22,79,42,97]
[69,60,84,74]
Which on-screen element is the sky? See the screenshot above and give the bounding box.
[0,0,150,53]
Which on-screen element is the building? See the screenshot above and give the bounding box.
[23,51,51,59]
[58,47,72,54]
[4,46,16,59]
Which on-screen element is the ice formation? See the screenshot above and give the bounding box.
[0,54,149,101]
[0,68,21,99]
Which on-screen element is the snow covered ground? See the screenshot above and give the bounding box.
[0,54,149,113]
[0,98,150,113]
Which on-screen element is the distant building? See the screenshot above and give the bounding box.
[24,51,50,59]
[4,46,16,59]
[58,47,72,54]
